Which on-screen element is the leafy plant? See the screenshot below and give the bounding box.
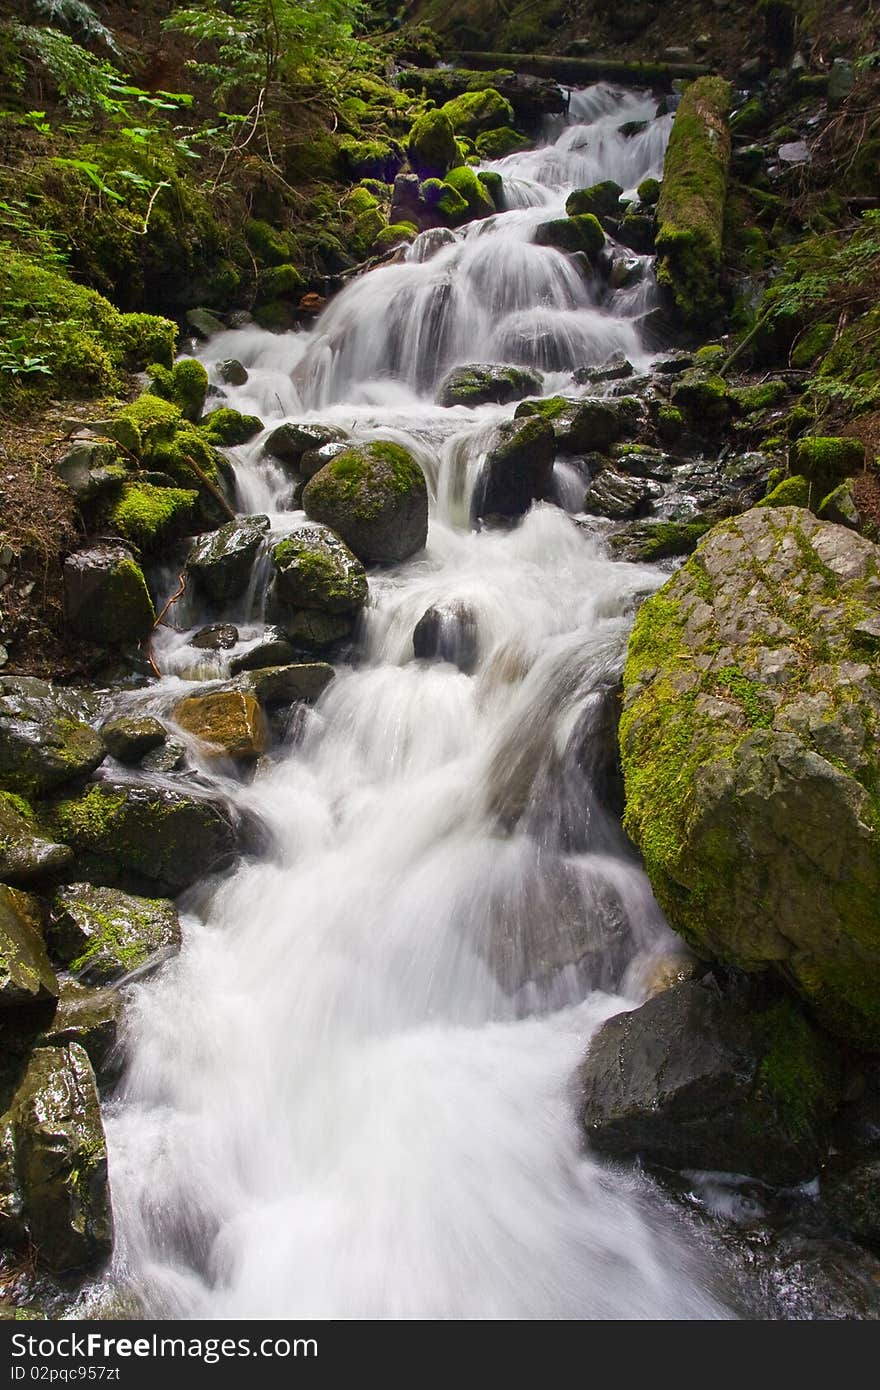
[12,24,123,114]
[31,0,120,53]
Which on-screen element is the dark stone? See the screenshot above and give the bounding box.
[63,545,155,647]
[413,603,479,673]
[229,627,295,673]
[49,882,181,985]
[583,470,661,520]
[190,623,240,650]
[474,417,556,520]
[186,518,268,604]
[438,363,543,408]
[0,678,105,797]
[100,715,166,764]
[580,977,839,1185]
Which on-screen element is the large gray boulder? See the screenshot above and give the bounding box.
[303,441,428,564]
[270,524,367,615]
[580,977,838,1185]
[620,507,880,1047]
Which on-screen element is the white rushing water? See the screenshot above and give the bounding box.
[103,84,736,1319]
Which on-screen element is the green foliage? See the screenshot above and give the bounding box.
[12,24,122,115]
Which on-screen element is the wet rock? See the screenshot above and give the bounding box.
[233,663,335,706]
[535,214,605,260]
[186,517,268,604]
[270,524,367,614]
[617,213,655,253]
[515,396,628,453]
[580,977,838,1184]
[653,352,694,375]
[174,690,269,763]
[63,545,155,647]
[49,882,180,986]
[303,441,428,564]
[48,781,240,895]
[620,507,880,1047]
[6,1043,111,1271]
[612,445,675,481]
[413,603,479,673]
[575,353,633,384]
[191,623,240,650]
[778,140,810,165]
[670,369,731,430]
[280,611,354,652]
[54,442,124,501]
[818,483,861,531]
[39,980,122,1084]
[437,363,543,408]
[228,627,295,673]
[566,181,623,219]
[186,307,226,339]
[0,678,105,797]
[299,441,350,481]
[0,793,72,885]
[828,58,855,108]
[139,738,186,774]
[100,715,166,764]
[262,422,348,467]
[609,518,711,562]
[474,417,556,520]
[0,885,58,1007]
[583,470,661,520]
[215,358,248,386]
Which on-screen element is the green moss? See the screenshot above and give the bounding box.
[407,108,461,179]
[339,135,403,182]
[244,218,298,266]
[312,440,422,521]
[655,77,732,325]
[373,222,419,252]
[758,474,811,508]
[148,421,224,486]
[628,520,712,561]
[714,666,774,727]
[756,1001,838,1139]
[422,178,469,221]
[110,393,181,456]
[791,321,835,369]
[199,408,264,446]
[732,379,788,414]
[637,177,661,205]
[51,785,127,846]
[565,182,623,219]
[792,437,866,498]
[108,483,199,552]
[475,127,529,159]
[657,405,684,444]
[148,358,208,421]
[534,214,605,258]
[118,313,177,371]
[440,88,514,136]
[442,164,496,218]
[257,264,305,301]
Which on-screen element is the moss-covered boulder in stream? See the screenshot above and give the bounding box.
[49,883,181,985]
[108,483,200,554]
[655,76,732,325]
[270,524,367,615]
[534,215,605,259]
[440,88,514,136]
[442,165,496,220]
[0,678,105,798]
[619,506,880,1047]
[3,1043,111,1272]
[580,976,838,1184]
[792,437,866,502]
[438,363,542,407]
[0,886,58,1008]
[48,782,240,896]
[565,181,624,219]
[63,544,156,647]
[303,441,428,564]
[474,417,556,520]
[407,109,461,179]
[514,395,629,452]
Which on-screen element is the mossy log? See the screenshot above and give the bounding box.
[655,76,732,328]
[455,52,711,87]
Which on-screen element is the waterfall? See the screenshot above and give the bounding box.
[102,84,735,1320]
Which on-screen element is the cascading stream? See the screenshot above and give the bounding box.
[102,84,737,1320]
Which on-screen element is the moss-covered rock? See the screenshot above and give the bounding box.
[100,716,166,765]
[656,404,684,445]
[442,164,496,220]
[63,544,156,647]
[791,322,836,369]
[6,1043,111,1272]
[440,88,514,136]
[792,437,866,501]
[302,441,428,564]
[609,518,711,562]
[339,135,404,183]
[232,663,336,706]
[731,379,788,415]
[271,524,367,615]
[475,127,529,159]
[818,482,861,531]
[0,677,105,798]
[407,108,461,179]
[758,474,811,508]
[373,221,419,252]
[39,980,122,1086]
[199,408,264,447]
[534,214,605,259]
[670,368,731,429]
[108,483,199,553]
[565,181,623,219]
[48,781,240,895]
[655,76,732,325]
[108,393,181,456]
[514,395,627,452]
[438,363,542,407]
[147,358,209,422]
[263,422,348,466]
[619,506,880,1047]
[421,177,469,222]
[186,518,268,604]
[0,792,72,886]
[0,885,58,1007]
[174,691,269,764]
[475,417,556,520]
[49,883,181,985]
[637,176,661,206]
[580,976,838,1184]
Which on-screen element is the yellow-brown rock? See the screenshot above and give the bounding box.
[173,691,268,762]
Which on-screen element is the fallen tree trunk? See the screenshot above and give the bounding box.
[454,51,711,88]
[655,75,732,328]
